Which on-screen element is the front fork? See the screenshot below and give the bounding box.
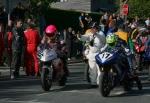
[100,66,115,88]
[41,63,53,80]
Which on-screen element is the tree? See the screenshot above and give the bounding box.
[128,0,150,18]
[28,0,57,14]
[30,0,57,7]
[122,0,129,4]
[26,0,57,18]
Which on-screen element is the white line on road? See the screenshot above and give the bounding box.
[145,94,150,97]
[68,62,84,66]
[0,98,10,102]
[37,92,50,96]
[111,91,126,96]
[0,78,39,83]
[62,90,99,95]
[3,100,48,103]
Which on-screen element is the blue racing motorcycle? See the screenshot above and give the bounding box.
[95,47,142,97]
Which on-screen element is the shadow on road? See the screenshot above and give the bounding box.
[0,76,42,99]
[109,82,150,97]
[50,83,91,92]
[0,90,44,99]
[110,89,150,97]
[0,77,40,88]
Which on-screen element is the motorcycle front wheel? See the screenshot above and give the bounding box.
[41,67,52,91]
[99,72,113,97]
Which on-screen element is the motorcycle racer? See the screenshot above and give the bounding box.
[39,25,69,86]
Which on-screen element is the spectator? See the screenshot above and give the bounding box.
[66,27,73,60]
[99,18,108,35]
[62,29,67,43]
[85,13,93,29]
[76,31,83,57]
[72,30,78,58]
[124,19,131,32]
[79,12,87,34]
[58,29,67,43]
[103,12,109,20]
[112,13,117,20]
[145,17,150,27]
[107,19,118,34]
[24,17,32,29]
[135,16,140,24]
[116,15,124,27]
[11,19,24,79]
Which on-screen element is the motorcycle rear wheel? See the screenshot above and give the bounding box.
[123,79,133,91]
[59,75,67,86]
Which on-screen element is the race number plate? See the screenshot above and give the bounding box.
[98,52,112,63]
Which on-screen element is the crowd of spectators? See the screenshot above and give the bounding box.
[0,2,150,78]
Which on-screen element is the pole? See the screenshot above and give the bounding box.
[7,0,10,22]
[120,0,122,15]
[7,0,12,79]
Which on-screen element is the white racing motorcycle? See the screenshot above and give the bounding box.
[38,44,67,91]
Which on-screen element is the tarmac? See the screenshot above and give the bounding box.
[0,58,83,80]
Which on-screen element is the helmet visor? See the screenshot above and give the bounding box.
[46,33,56,37]
[108,42,116,47]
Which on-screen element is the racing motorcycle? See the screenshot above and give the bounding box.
[38,44,67,91]
[95,47,142,97]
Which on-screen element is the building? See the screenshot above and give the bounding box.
[51,0,117,13]
[0,0,118,13]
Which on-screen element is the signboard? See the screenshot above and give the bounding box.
[122,4,129,15]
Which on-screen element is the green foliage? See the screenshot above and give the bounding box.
[30,0,57,6]
[29,0,57,14]
[128,0,150,18]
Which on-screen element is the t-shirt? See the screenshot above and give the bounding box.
[145,20,150,26]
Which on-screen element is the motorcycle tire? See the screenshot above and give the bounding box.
[41,68,52,91]
[135,77,143,90]
[123,80,133,91]
[131,75,142,90]
[59,75,67,86]
[99,72,112,97]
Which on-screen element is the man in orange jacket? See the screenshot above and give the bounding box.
[24,22,41,76]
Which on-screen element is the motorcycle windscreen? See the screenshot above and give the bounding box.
[40,49,57,62]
